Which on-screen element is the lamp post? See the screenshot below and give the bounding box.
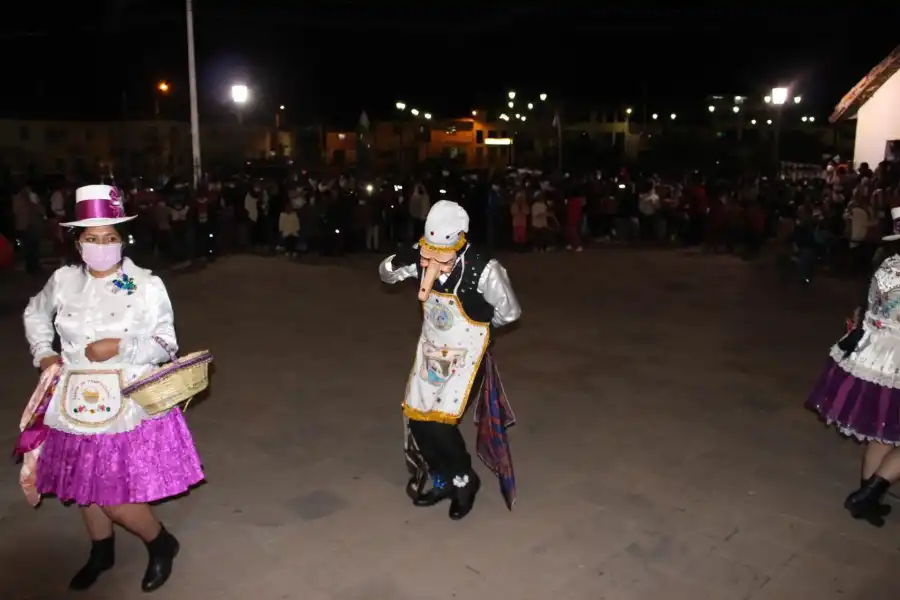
[155,81,170,118]
[231,84,249,124]
[766,86,796,166]
[185,0,201,188]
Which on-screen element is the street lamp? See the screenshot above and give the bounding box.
[471,110,477,116]
[231,84,249,104]
[155,81,171,117]
[410,108,420,116]
[708,105,715,112]
[670,113,676,120]
[508,101,514,108]
[770,87,788,106]
[157,81,170,93]
[527,103,534,110]
[396,101,406,111]
[793,96,802,104]
[625,107,633,115]
[423,112,432,120]
[539,93,547,101]
[651,113,658,120]
[508,91,516,100]
[499,114,509,121]
[751,119,757,125]
[801,116,808,122]
[808,116,815,123]
[732,106,739,113]
[520,115,527,122]
[231,83,249,124]
[279,104,285,110]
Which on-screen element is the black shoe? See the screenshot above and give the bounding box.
[69,535,115,591]
[845,476,892,527]
[141,526,180,592]
[861,479,893,516]
[413,475,453,507]
[449,472,481,521]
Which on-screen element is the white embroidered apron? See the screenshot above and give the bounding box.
[44,363,142,435]
[404,282,490,424]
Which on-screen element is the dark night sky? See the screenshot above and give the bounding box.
[2,2,897,125]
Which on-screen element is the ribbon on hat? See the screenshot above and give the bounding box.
[75,187,126,221]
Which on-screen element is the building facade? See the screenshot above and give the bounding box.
[831,45,900,168]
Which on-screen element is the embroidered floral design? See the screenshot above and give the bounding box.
[112,272,136,295]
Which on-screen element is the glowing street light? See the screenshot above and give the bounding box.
[801,116,808,122]
[770,87,788,105]
[750,119,757,125]
[670,113,676,120]
[520,115,527,122]
[471,110,477,116]
[508,91,516,100]
[515,113,521,119]
[766,119,773,125]
[527,103,534,110]
[651,113,658,120]
[508,101,514,108]
[708,105,715,112]
[764,95,772,104]
[539,93,547,101]
[396,101,406,111]
[231,84,249,104]
[410,108,419,116]
[808,116,815,122]
[625,107,633,115]
[732,106,739,113]
[157,81,170,93]
[499,114,510,121]
[423,112,432,120]
[793,95,802,104]
[279,105,285,110]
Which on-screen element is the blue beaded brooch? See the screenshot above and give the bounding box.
[112,272,136,295]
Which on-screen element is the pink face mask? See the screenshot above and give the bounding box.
[79,243,123,272]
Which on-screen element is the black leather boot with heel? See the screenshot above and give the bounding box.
[69,535,115,591]
[845,476,892,527]
[141,526,180,592]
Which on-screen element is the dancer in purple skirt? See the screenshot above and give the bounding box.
[20,185,204,591]
[807,207,900,527]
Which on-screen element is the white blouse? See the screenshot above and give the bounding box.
[23,257,178,434]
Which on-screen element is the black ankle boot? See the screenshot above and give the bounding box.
[860,479,893,516]
[449,472,481,521]
[69,535,115,591]
[846,476,892,527]
[413,474,453,507]
[141,526,180,592]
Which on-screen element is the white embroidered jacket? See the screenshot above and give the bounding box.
[23,258,178,433]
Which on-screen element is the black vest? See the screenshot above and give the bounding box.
[416,245,494,324]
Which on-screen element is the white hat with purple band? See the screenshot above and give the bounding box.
[61,184,136,228]
[885,207,900,242]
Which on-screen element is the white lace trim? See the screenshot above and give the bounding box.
[829,331,900,389]
[831,421,900,446]
[875,255,900,293]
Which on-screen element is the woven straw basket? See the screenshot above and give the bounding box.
[121,338,213,416]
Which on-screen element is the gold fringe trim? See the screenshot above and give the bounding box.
[403,404,462,425]
[418,234,467,254]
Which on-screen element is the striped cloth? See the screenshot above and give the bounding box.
[474,353,517,510]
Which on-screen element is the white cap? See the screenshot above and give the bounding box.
[421,200,469,252]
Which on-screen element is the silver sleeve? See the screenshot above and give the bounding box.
[379,255,418,284]
[477,259,521,327]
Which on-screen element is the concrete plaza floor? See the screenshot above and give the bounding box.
[1,250,899,599]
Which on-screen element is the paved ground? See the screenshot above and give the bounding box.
[1,249,898,600]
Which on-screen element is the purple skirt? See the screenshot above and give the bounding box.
[36,408,204,506]
[806,358,900,444]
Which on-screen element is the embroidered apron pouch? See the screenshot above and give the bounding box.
[59,369,126,432]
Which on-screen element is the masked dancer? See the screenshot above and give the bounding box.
[17,184,204,591]
[378,200,521,520]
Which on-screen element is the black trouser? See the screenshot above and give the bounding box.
[407,362,485,481]
[408,420,472,481]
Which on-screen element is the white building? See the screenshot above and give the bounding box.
[831,45,900,168]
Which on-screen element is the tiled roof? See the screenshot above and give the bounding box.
[830,45,900,123]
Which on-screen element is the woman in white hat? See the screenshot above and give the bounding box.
[807,206,900,527]
[379,200,521,520]
[18,184,203,591]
